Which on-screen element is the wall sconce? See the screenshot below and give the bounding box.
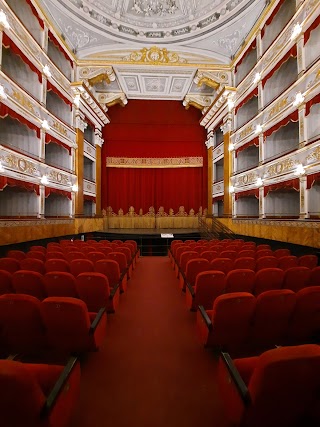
[229,185,235,193]
[294,164,305,176]
[71,184,78,192]
[0,10,10,30]
[256,177,263,187]
[229,143,235,151]
[41,120,50,130]
[253,72,261,84]
[255,124,263,134]
[41,175,48,184]
[291,23,302,40]
[293,92,305,107]
[0,84,8,100]
[43,65,52,78]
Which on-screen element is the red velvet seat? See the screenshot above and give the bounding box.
[178,251,199,289]
[0,357,80,427]
[64,251,87,262]
[309,266,320,285]
[45,259,70,273]
[20,258,46,274]
[0,257,20,273]
[200,250,219,262]
[255,256,278,271]
[255,249,274,259]
[277,255,299,271]
[107,252,128,292]
[26,251,46,262]
[253,268,284,295]
[256,244,271,250]
[299,254,318,269]
[220,250,237,261]
[30,245,46,254]
[186,270,225,311]
[233,257,256,271]
[219,344,320,427]
[237,250,255,259]
[209,257,234,274]
[87,251,106,264]
[170,242,184,266]
[0,294,46,355]
[41,297,107,354]
[12,270,47,300]
[183,258,210,291]
[46,252,66,260]
[274,248,290,258]
[282,266,312,292]
[225,269,256,294]
[7,250,26,261]
[174,246,192,276]
[249,290,296,352]
[95,259,122,289]
[76,272,120,313]
[197,292,256,354]
[0,270,13,295]
[43,272,78,298]
[69,259,95,277]
[117,246,133,277]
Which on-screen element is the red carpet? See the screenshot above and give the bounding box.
[70,256,225,427]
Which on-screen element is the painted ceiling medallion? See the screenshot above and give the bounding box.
[122,46,187,64]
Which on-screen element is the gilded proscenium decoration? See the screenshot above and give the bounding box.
[0,154,37,175]
[266,159,296,177]
[48,170,69,185]
[194,70,230,89]
[12,91,35,114]
[122,47,187,64]
[106,157,203,168]
[267,98,288,120]
[183,95,214,112]
[97,93,128,108]
[78,67,116,83]
[236,172,257,186]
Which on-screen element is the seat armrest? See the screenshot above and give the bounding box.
[198,305,212,330]
[185,282,195,297]
[220,352,250,406]
[110,282,120,298]
[89,308,106,334]
[41,356,79,417]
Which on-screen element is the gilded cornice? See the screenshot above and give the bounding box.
[71,82,110,125]
[194,70,231,89]
[183,95,214,112]
[200,85,236,128]
[121,46,187,65]
[97,92,128,108]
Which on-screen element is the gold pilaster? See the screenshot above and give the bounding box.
[75,128,84,215]
[207,146,213,215]
[95,145,102,215]
[223,132,232,216]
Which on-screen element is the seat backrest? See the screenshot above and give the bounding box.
[225,269,256,294]
[69,259,94,277]
[277,255,298,271]
[256,250,274,259]
[200,250,219,262]
[0,294,45,353]
[46,252,66,260]
[45,259,70,273]
[117,246,132,264]
[65,251,87,262]
[309,266,320,286]
[179,251,199,273]
[244,344,320,427]
[44,272,78,297]
[7,250,26,261]
[237,250,256,259]
[256,244,271,251]
[194,270,226,309]
[30,245,46,254]
[255,256,278,271]
[299,254,318,269]
[0,257,20,273]
[282,266,312,292]
[107,252,127,272]
[26,251,46,262]
[274,248,290,258]
[220,251,237,261]
[95,259,120,287]
[233,257,256,271]
[254,268,284,295]
[250,290,296,348]
[209,258,234,274]
[87,251,106,263]
[20,258,45,274]
[185,258,210,286]
[12,270,46,300]
[76,272,110,312]
[0,270,13,294]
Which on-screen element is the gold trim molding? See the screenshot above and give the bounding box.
[122,46,187,64]
[106,157,203,168]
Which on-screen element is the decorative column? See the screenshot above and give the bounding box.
[258,80,264,112]
[259,186,265,219]
[94,128,104,216]
[41,74,48,107]
[38,184,45,219]
[258,133,265,165]
[297,34,306,77]
[299,175,308,219]
[74,110,86,216]
[256,30,262,60]
[298,104,307,147]
[221,115,233,217]
[231,193,236,218]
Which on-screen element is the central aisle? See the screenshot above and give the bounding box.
[70,256,224,427]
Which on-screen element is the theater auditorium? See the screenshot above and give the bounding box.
[0,0,320,426]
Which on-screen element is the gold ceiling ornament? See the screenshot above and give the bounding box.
[88,73,112,86]
[122,46,187,64]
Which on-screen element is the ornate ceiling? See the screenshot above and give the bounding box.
[37,0,268,106]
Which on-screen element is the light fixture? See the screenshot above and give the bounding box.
[229,143,235,151]
[291,23,302,40]
[0,10,10,30]
[255,124,263,134]
[253,72,261,84]
[256,177,263,187]
[71,184,78,192]
[41,175,48,184]
[293,92,305,107]
[41,119,50,130]
[42,65,52,78]
[0,84,8,100]
[229,185,235,193]
[294,164,305,176]
[132,0,178,17]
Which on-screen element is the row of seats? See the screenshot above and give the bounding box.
[185,266,320,310]
[196,286,320,356]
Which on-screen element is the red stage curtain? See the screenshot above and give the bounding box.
[47,81,72,108]
[235,40,257,73]
[102,100,207,213]
[26,0,44,29]
[264,178,299,196]
[45,134,71,154]
[0,176,39,194]
[235,137,259,157]
[45,187,72,200]
[0,103,40,138]
[261,0,286,38]
[264,110,299,138]
[235,188,259,200]
[304,14,320,45]
[305,93,320,116]
[48,31,73,67]
[307,172,320,189]
[235,87,258,114]
[2,34,42,82]
[262,45,297,88]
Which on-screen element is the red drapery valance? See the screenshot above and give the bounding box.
[235,137,259,157]
[304,14,320,45]
[262,45,297,88]
[45,134,72,154]
[48,31,73,67]
[47,81,72,108]
[261,0,286,38]
[212,195,224,202]
[84,194,96,203]
[235,188,259,200]
[0,103,40,138]
[264,110,298,138]
[26,0,44,29]
[264,178,300,196]
[305,93,320,116]
[235,87,258,114]
[45,187,72,200]
[2,34,42,83]
[307,172,320,189]
[235,40,257,73]
[0,176,39,194]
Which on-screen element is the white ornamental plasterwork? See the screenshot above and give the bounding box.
[194,70,231,89]
[144,77,166,92]
[75,111,88,132]
[122,46,187,64]
[0,150,40,177]
[205,136,214,150]
[220,118,233,135]
[200,85,236,128]
[212,25,246,55]
[97,92,128,107]
[78,67,116,84]
[183,94,215,113]
[94,129,104,147]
